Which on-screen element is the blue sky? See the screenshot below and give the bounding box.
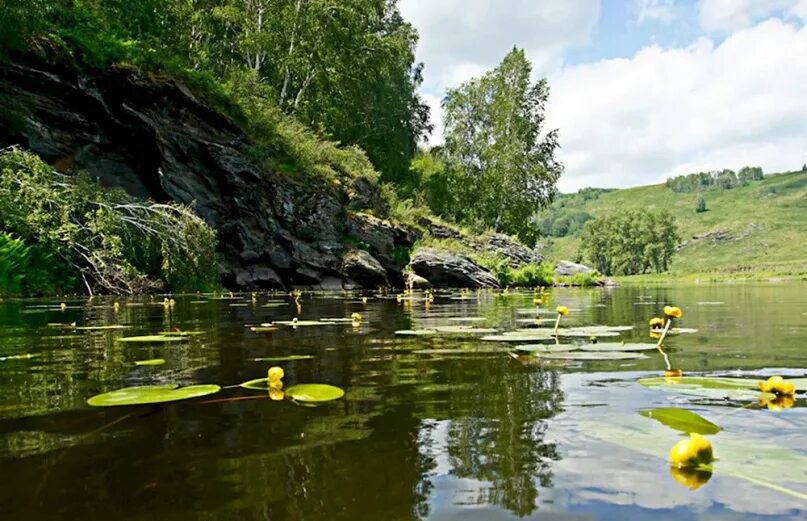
[399,0,807,191]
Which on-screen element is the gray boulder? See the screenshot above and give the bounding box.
[554,260,596,277]
[341,250,389,288]
[409,248,500,288]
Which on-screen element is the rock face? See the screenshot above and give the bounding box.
[417,217,543,267]
[0,50,541,290]
[341,249,388,288]
[554,260,596,277]
[409,248,500,288]
[0,51,396,289]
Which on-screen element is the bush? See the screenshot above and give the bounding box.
[0,233,27,295]
[556,272,600,287]
[0,148,219,294]
[695,197,707,213]
[509,263,555,287]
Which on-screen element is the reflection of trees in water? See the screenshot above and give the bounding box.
[444,367,564,517]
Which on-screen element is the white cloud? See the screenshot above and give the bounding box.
[637,0,677,24]
[546,19,807,191]
[697,0,798,32]
[400,0,599,92]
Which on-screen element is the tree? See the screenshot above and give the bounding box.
[440,47,562,244]
[695,196,707,213]
[579,209,679,276]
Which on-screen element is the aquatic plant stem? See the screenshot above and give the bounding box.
[656,319,673,347]
[553,314,562,334]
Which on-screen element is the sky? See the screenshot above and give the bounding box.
[399,0,807,192]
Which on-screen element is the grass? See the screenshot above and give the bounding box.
[543,170,807,279]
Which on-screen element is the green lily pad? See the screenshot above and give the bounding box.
[319,318,357,323]
[412,347,504,355]
[157,331,204,336]
[535,351,646,361]
[639,407,722,435]
[253,355,315,361]
[432,326,498,335]
[0,353,40,361]
[274,320,339,327]
[285,384,345,403]
[514,344,577,354]
[87,384,220,406]
[639,376,807,394]
[134,358,166,366]
[556,330,622,338]
[580,343,659,352]
[394,329,439,336]
[116,335,189,343]
[250,326,278,332]
[75,325,130,331]
[482,333,556,342]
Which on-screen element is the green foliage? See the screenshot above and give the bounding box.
[667,167,763,193]
[695,196,707,213]
[1,0,429,185]
[509,263,555,287]
[579,209,679,276]
[439,47,562,244]
[0,233,27,295]
[0,148,219,294]
[556,271,600,287]
[532,188,612,238]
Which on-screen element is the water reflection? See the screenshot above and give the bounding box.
[0,284,806,520]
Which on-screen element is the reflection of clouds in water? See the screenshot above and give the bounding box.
[542,374,807,519]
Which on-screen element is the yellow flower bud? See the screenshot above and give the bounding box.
[556,306,570,316]
[269,388,285,401]
[268,366,284,383]
[351,312,362,323]
[649,317,665,328]
[669,433,714,469]
[664,306,683,319]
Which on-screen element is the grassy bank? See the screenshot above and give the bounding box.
[543,169,807,277]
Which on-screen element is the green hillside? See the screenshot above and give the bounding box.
[542,170,807,278]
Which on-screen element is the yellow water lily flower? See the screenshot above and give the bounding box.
[269,388,285,401]
[533,297,543,305]
[362,297,368,304]
[649,317,665,328]
[759,395,795,411]
[664,306,683,319]
[556,306,570,316]
[670,433,714,469]
[113,301,120,313]
[351,312,362,323]
[669,465,712,491]
[665,369,683,379]
[268,366,284,383]
[60,302,67,311]
[758,375,796,396]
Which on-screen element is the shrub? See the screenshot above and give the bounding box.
[0,148,219,294]
[509,263,555,287]
[695,197,707,213]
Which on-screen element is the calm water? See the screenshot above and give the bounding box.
[1,284,806,520]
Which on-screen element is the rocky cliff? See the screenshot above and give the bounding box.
[0,50,542,290]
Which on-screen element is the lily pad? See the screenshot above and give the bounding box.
[481,333,556,342]
[250,326,279,332]
[285,384,345,403]
[252,355,315,361]
[319,318,357,323]
[394,329,439,336]
[514,344,577,354]
[75,325,130,331]
[134,358,166,366]
[639,407,721,435]
[556,330,622,338]
[116,335,189,343]
[447,317,488,322]
[535,351,646,361]
[274,320,339,327]
[412,347,504,355]
[87,384,220,406]
[157,330,204,336]
[580,343,659,352]
[639,376,807,393]
[240,378,275,390]
[432,326,498,335]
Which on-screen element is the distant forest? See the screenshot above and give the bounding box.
[665,166,763,193]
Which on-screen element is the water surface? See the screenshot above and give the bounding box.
[1,284,806,520]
